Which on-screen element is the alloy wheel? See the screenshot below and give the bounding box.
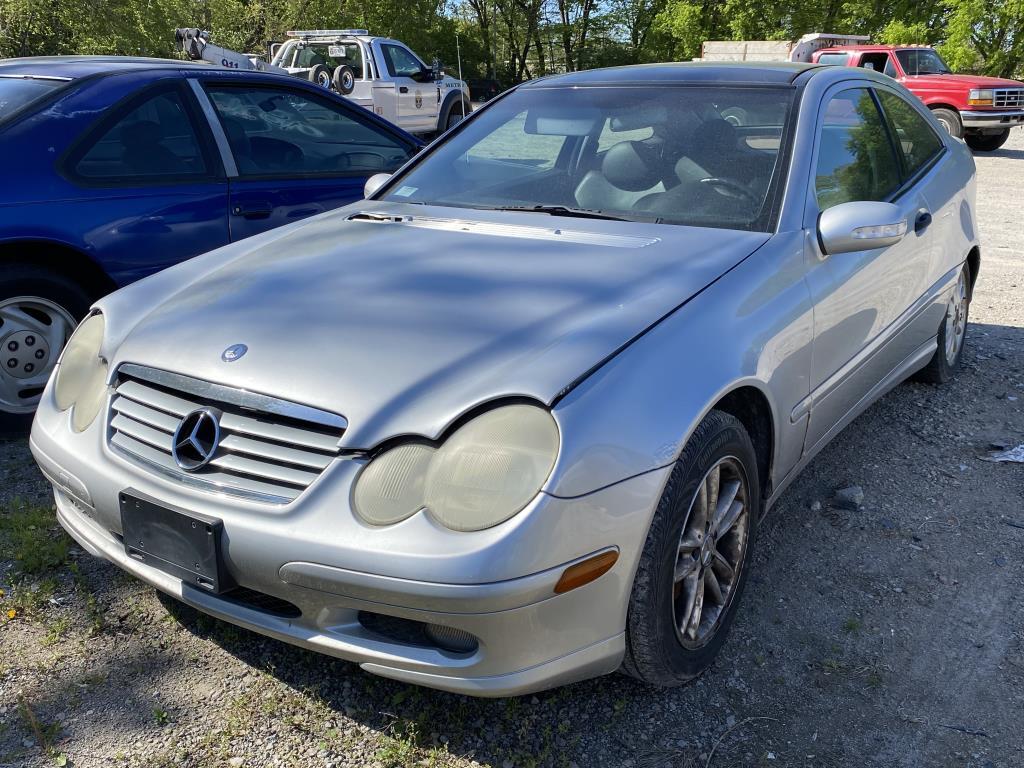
[672,457,751,649]
[944,270,968,364]
[0,296,76,414]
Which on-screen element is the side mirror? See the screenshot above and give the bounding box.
[818,201,907,255]
[431,58,444,81]
[364,173,391,199]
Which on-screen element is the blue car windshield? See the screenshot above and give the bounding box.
[383,85,794,230]
[0,76,65,120]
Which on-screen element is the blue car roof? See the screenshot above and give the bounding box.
[523,62,819,87]
[0,56,216,81]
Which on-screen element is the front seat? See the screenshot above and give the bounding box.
[575,140,665,212]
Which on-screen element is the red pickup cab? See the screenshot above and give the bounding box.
[811,45,1024,151]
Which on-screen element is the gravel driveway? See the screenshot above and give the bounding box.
[2,132,1022,768]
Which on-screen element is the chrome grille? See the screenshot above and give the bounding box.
[108,364,346,504]
[994,89,1024,108]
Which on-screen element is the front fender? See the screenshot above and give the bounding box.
[545,230,814,499]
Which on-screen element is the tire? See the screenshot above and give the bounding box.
[914,263,971,384]
[965,130,1011,152]
[442,99,470,132]
[622,409,761,686]
[930,107,963,139]
[332,64,355,95]
[0,265,91,436]
[307,64,332,90]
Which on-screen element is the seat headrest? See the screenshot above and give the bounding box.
[700,118,739,153]
[120,120,162,150]
[602,141,662,192]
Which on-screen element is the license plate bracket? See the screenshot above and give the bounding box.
[119,491,228,593]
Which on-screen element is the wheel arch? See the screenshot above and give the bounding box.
[710,385,775,505]
[0,239,115,302]
[965,245,980,294]
[439,90,472,128]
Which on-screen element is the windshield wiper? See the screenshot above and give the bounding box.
[491,204,636,222]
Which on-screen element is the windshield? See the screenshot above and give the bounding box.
[0,76,64,120]
[382,85,794,231]
[895,49,951,75]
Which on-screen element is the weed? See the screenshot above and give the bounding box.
[43,616,72,646]
[152,707,170,726]
[0,501,69,576]
[842,616,863,633]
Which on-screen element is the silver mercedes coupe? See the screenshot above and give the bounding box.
[31,62,978,696]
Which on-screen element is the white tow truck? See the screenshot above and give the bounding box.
[175,28,471,136]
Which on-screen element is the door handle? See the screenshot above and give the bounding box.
[399,86,409,94]
[914,211,932,233]
[232,204,273,220]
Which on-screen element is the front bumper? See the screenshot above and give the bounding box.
[960,109,1024,129]
[30,389,669,697]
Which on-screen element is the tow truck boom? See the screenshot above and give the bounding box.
[174,28,284,74]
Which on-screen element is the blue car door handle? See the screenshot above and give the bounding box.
[232,203,273,220]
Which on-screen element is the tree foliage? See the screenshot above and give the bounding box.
[1,0,1020,81]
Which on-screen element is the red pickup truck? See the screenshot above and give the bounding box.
[811,44,1024,151]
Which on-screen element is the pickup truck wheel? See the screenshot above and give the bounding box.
[0,266,90,435]
[443,100,469,131]
[308,64,332,90]
[930,107,963,139]
[332,65,355,95]
[965,130,1011,152]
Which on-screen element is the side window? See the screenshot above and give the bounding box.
[205,85,413,176]
[381,45,424,79]
[815,88,901,211]
[75,89,208,180]
[817,53,849,66]
[883,56,898,79]
[465,110,566,171]
[876,90,944,177]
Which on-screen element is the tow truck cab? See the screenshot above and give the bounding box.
[269,31,470,135]
[811,44,1024,151]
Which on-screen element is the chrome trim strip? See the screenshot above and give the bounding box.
[186,77,239,178]
[109,440,296,505]
[117,363,348,432]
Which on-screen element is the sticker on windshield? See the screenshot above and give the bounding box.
[393,186,417,197]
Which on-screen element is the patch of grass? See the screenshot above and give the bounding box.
[2,577,58,617]
[842,616,863,634]
[42,616,72,646]
[0,501,69,576]
[17,696,61,753]
[152,706,171,726]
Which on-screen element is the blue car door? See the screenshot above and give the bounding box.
[195,77,419,242]
[56,76,230,284]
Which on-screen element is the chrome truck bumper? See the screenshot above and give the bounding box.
[960,109,1024,129]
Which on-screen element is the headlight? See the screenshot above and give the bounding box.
[53,312,108,432]
[353,404,559,532]
[968,89,994,106]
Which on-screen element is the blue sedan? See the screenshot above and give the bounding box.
[0,56,421,431]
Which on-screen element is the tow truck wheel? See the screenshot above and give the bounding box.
[332,65,355,95]
[308,64,332,90]
[0,265,90,435]
[930,107,963,139]
[965,130,1011,152]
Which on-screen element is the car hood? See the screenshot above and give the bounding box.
[907,73,1024,90]
[102,202,769,448]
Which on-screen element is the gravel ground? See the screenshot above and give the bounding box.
[2,132,1023,768]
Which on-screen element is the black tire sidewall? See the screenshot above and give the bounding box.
[0,266,92,434]
[332,65,355,95]
[626,410,761,684]
[931,108,963,139]
[965,130,1010,152]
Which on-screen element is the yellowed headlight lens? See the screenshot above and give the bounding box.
[54,313,104,412]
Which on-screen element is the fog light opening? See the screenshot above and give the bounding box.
[554,549,619,594]
[425,623,478,654]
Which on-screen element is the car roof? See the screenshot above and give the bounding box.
[818,45,929,52]
[0,55,214,81]
[523,62,819,87]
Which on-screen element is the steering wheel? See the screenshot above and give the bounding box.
[699,177,759,206]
